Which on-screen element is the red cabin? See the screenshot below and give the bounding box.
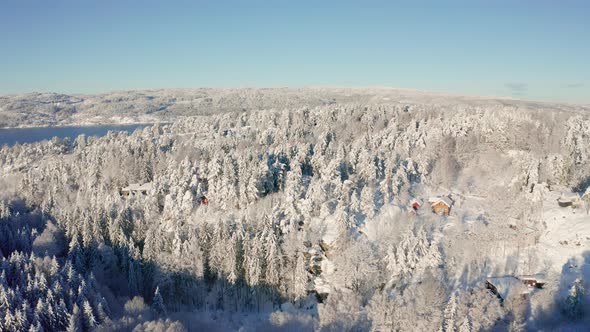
[200,196,209,206]
[411,199,423,211]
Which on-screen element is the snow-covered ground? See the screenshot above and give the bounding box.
[537,191,590,274]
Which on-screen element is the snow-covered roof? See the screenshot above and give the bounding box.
[411,198,423,205]
[430,196,453,207]
[560,192,580,200]
[122,183,152,192]
[486,276,528,299]
[518,273,547,284]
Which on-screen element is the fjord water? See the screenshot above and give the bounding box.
[0,124,152,147]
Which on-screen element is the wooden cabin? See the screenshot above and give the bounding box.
[200,195,209,206]
[429,196,453,215]
[486,274,545,301]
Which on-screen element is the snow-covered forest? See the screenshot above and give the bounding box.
[1,87,587,128]
[1,89,590,331]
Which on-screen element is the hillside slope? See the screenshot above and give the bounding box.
[1,87,588,128]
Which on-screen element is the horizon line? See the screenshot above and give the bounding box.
[1,86,588,107]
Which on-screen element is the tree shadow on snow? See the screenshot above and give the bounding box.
[1,203,318,331]
[528,250,590,330]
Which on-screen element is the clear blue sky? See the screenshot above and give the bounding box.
[1,0,589,103]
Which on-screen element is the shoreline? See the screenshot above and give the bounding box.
[0,120,172,130]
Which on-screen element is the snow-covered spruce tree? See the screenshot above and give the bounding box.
[152,286,167,316]
[66,304,83,332]
[442,292,457,332]
[291,249,308,303]
[82,300,97,330]
[458,316,470,332]
[564,278,585,320]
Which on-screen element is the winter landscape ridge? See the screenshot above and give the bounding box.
[1,87,590,331]
[1,87,588,128]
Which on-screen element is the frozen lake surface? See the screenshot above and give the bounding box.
[0,124,152,147]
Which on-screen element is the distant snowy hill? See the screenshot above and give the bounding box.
[1,87,588,128]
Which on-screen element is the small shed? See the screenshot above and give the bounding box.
[429,196,454,215]
[411,198,423,211]
[200,195,209,206]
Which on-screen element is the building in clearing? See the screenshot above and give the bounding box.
[429,196,454,215]
[518,274,546,288]
[120,183,152,197]
[486,276,532,301]
[486,274,545,301]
